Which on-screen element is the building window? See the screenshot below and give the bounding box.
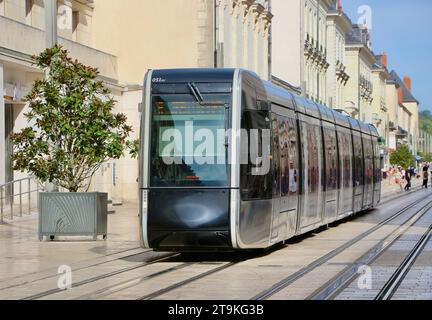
[72,11,79,34]
[25,0,32,18]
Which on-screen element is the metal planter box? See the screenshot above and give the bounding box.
[39,192,108,241]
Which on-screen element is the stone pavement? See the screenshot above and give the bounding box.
[381,176,423,198]
[0,182,429,300]
[0,203,151,283]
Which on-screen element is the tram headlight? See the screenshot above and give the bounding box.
[142,190,148,215]
[140,189,150,248]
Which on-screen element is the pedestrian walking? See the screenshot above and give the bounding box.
[404,168,411,191]
[423,165,429,189]
[395,169,403,191]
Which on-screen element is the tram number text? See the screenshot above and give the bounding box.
[212,304,264,316]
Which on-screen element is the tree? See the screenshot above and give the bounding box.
[390,145,415,169]
[419,151,432,163]
[420,110,432,134]
[12,45,138,192]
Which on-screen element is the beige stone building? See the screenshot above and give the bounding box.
[1,0,273,203]
[385,70,419,158]
[385,71,400,156]
[1,0,120,200]
[370,54,388,140]
[389,71,419,156]
[343,24,375,121]
[326,6,351,109]
[419,129,432,156]
[272,0,338,105]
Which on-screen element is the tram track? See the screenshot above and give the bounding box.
[27,190,430,300]
[137,261,239,300]
[252,192,432,300]
[306,199,432,300]
[375,223,432,300]
[0,246,155,291]
[74,252,259,300]
[75,259,240,300]
[3,185,427,300]
[23,252,252,300]
[21,252,181,300]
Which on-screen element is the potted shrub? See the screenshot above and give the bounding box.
[12,46,138,241]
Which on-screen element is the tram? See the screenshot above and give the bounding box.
[139,68,381,251]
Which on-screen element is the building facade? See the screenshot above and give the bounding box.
[1,0,273,203]
[385,70,401,157]
[419,129,432,156]
[215,0,272,78]
[326,5,351,109]
[389,71,419,156]
[272,0,338,105]
[343,24,375,121]
[0,0,120,199]
[1,0,424,203]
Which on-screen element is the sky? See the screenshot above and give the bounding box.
[341,0,432,111]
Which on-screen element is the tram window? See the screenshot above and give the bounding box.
[240,110,272,201]
[287,118,299,195]
[279,116,288,197]
[339,131,352,189]
[363,137,373,183]
[273,115,281,197]
[149,94,231,187]
[372,139,381,183]
[301,122,320,194]
[352,134,364,187]
[309,125,319,194]
[323,127,338,190]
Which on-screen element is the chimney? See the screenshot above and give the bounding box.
[338,0,342,14]
[403,76,411,92]
[398,87,403,105]
[380,52,388,69]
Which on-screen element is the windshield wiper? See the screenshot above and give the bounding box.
[191,82,204,102]
[188,82,218,106]
[187,83,201,103]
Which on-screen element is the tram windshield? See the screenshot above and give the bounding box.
[150,93,231,187]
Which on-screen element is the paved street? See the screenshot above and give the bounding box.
[0,180,431,300]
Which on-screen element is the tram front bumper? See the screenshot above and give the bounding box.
[144,188,232,250]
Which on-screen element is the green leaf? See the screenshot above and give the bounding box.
[12,45,136,192]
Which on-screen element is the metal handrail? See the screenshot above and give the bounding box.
[0,176,45,224]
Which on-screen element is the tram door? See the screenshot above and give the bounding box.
[270,113,281,242]
[352,131,364,213]
[270,105,300,242]
[298,116,323,232]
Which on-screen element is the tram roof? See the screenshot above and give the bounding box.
[149,68,376,135]
[151,68,236,83]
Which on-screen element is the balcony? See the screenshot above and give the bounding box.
[395,126,409,138]
[304,35,328,70]
[372,113,383,126]
[0,15,118,81]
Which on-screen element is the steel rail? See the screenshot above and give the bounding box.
[252,193,432,300]
[0,247,150,291]
[375,224,432,300]
[22,252,180,300]
[307,200,432,300]
[137,261,239,300]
